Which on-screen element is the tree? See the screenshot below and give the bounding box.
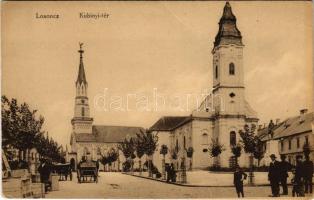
[231,143,242,168]
[118,138,135,172]
[208,138,225,168]
[135,132,146,175]
[239,124,265,185]
[303,143,311,157]
[139,129,158,177]
[106,148,119,171]
[2,96,45,160]
[159,144,168,180]
[186,147,194,170]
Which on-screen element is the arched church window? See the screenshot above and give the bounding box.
[215,65,218,79]
[81,107,85,117]
[202,133,209,145]
[229,63,235,75]
[230,131,236,146]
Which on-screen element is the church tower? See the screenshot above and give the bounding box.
[71,43,93,134]
[212,2,258,168]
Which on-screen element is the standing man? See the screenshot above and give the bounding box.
[295,155,305,196]
[303,155,313,194]
[268,154,280,197]
[233,166,247,198]
[279,154,291,195]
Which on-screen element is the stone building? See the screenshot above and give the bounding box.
[150,2,259,171]
[66,45,144,171]
[258,109,314,166]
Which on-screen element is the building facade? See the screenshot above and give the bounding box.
[258,109,314,166]
[67,45,144,171]
[150,2,259,171]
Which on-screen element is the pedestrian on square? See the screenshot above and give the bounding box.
[233,166,247,198]
[303,155,313,194]
[268,154,280,197]
[295,155,305,197]
[279,154,291,195]
[38,158,52,193]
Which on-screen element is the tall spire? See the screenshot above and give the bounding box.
[213,2,243,48]
[76,43,87,85]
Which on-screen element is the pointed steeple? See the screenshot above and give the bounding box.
[213,2,243,48]
[76,43,87,85]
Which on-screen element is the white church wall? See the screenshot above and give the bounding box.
[191,119,214,169]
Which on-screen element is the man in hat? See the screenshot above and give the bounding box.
[295,155,305,196]
[303,154,313,194]
[279,154,291,195]
[233,166,247,198]
[268,154,280,197]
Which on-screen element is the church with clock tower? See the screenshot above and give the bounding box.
[150,2,258,170]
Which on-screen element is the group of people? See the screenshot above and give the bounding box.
[233,153,313,198]
[268,153,313,197]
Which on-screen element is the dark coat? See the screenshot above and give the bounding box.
[295,162,304,182]
[233,171,247,186]
[279,160,291,179]
[303,160,313,179]
[38,163,51,182]
[268,160,280,181]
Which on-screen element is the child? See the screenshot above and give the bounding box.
[233,166,247,198]
[291,167,299,197]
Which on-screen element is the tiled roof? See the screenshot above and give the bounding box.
[74,125,144,143]
[258,112,313,141]
[273,112,313,139]
[149,116,191,131]
[214,2,243,48]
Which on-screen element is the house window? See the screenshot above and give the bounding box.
[230,131,236,146]
[215,65,218,79]
[229,63,235,75]
[288,139,292,150]
[183,136,186,150]
[202,133,209,145]
[175,139,179,153]
[305,136,309,145]
[297,137,300,148]
[281,141,284,151]
[81,107,85,117]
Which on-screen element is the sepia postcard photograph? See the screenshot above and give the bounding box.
[1,0,314,199]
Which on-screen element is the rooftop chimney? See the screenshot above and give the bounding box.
[275,118,280,125]
[299,109,308,123]
[258,124,263,130]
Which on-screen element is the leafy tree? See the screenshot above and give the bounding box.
[138,129,158,177]
[159,144,168,179]
[239,124,265,185]
[135,133,146,174]
[231,143,242,168]
[208,138,225,168]
[186,147,194,170]
[118,138,135,172]
[303,143,311,157]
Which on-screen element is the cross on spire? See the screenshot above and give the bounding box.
[76,42,87,85]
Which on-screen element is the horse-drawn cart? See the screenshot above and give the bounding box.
[77,161,98,183]
[53,163,72,181]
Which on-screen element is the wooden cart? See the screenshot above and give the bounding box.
[77,161,98,183]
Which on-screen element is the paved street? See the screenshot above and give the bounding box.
[45,172,312,198]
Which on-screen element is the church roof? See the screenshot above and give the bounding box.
[73,125,145,143]
[76,47,87,85]
[213,2,243,48]
[149,116,191,131]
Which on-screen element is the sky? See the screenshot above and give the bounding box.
[2,1,313,146]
